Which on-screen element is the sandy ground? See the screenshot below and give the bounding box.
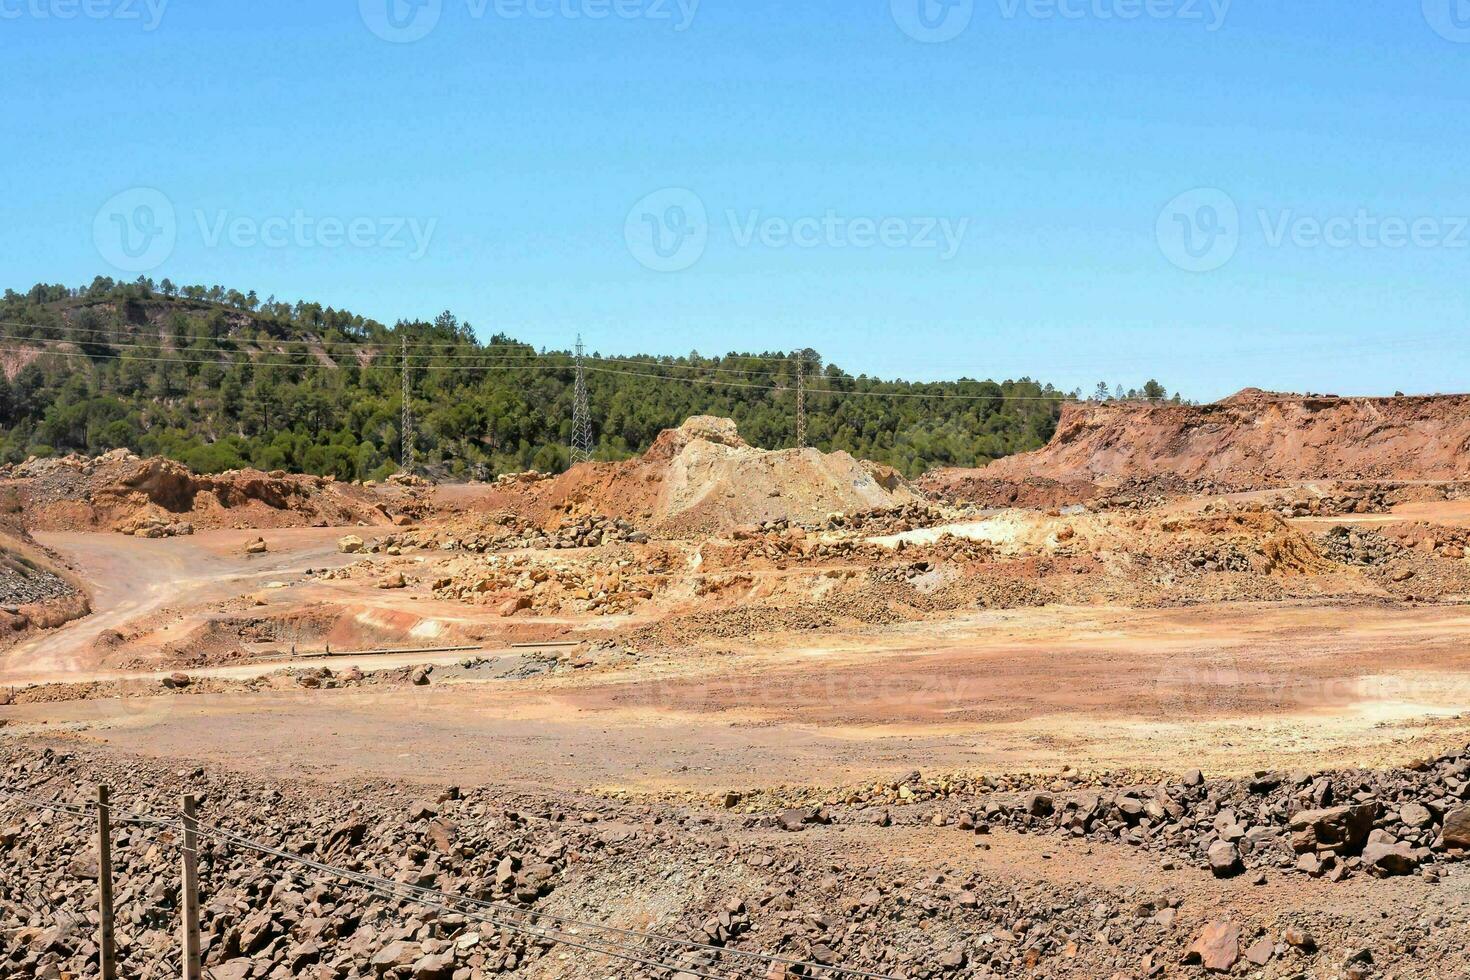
[11,597,1470,794]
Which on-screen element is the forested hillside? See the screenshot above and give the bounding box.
[0,278,1116,481]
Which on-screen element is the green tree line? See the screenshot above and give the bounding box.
[0,277,1159,481]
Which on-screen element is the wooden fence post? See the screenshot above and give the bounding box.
[96,785,116,980]
[180,794,203,980]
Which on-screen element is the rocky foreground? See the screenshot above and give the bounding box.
[4,743,1470,979]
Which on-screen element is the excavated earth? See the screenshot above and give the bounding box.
[7,407,1470,979]
[927,389,1470,495]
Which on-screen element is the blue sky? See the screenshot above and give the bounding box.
[3,0,1467,400]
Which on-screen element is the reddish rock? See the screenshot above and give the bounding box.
[1186,920,1241,973]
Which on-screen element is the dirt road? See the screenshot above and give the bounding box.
[0,528,358,684]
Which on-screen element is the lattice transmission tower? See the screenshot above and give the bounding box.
[570,335,594,466]
[794,349,807,449]
[400,334,416,474]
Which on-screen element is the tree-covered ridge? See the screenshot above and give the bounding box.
[0,277,1128,481]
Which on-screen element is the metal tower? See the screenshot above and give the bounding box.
[794,349,807,449]
[401,334,416,474]
[570,335,594,466]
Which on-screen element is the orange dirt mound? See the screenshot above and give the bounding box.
[2,450,389,532]
[459,417,921,534]
[979,391,1470,484]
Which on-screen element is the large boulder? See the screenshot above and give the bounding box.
[1186,920,1241,972]
[1207,840,1242,878]
[1442,807,1470,848]
[1361,830,1420,876]
[1289,802,1378,854]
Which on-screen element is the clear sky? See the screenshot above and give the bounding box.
[3,0,1467,401]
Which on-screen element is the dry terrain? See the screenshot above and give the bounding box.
[9,400,1470,979]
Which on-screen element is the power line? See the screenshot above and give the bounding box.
[0,326,829,379]
[0,341,1076,402]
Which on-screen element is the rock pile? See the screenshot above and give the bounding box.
[115,515,195,538]
[1318,526,1399,566]
[774,750,1470,885]
[6,450,386,533]
[429,552,657,616]
[0,558,76,608]
[1274,486,1394,518]
[382,514,646,555]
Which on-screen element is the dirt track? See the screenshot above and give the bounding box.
[0,528,360,684]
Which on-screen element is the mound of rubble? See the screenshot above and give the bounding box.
[1318,526,1400,566]
[502,417,922,536]
[0,520,89,642]
[761,746,1470,888]
[980,390,1470,484]
[382,513,647,554]
[1,450,392,532]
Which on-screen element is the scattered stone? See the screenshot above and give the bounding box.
[1186,920,1241,972]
